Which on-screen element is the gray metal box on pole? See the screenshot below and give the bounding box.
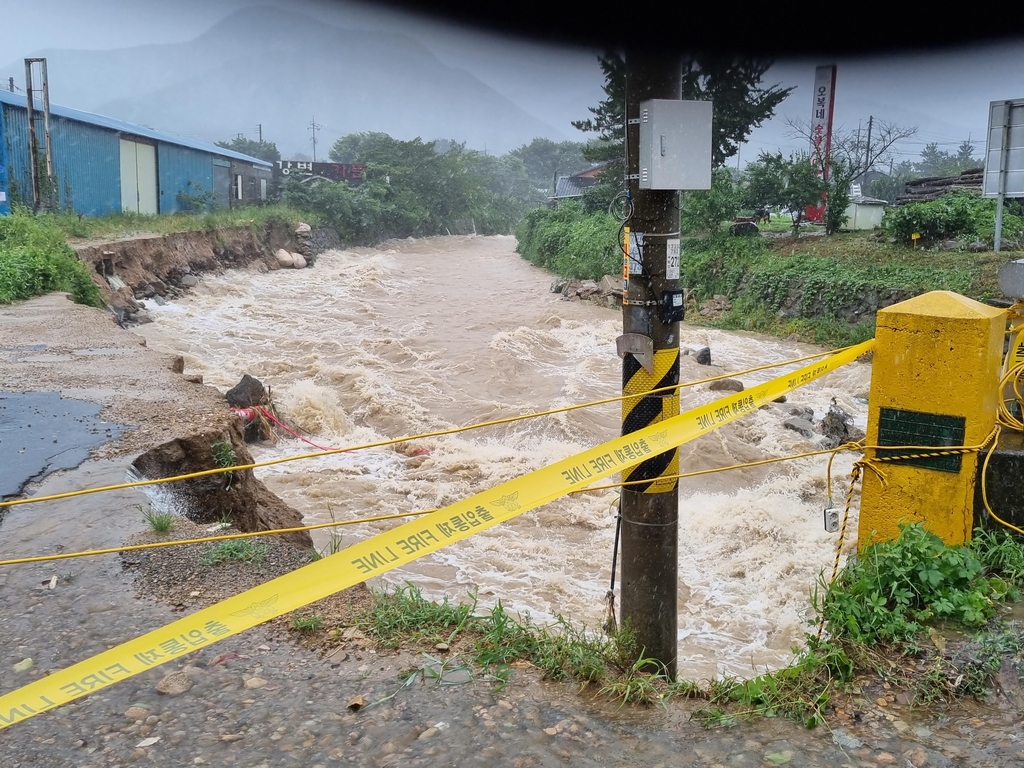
[638,99,713,190]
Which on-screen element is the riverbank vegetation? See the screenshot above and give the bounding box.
[0,210,102,306]
[321,523,1024,727]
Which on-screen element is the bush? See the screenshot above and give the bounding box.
[515,203,619,279]
[680,167,740,234]
[817,522,1016,645]
[0,210,102,307]
[882,192,1024,245]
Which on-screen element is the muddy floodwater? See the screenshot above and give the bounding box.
[137,235,873,681]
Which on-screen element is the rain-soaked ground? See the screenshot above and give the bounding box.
[1,422,1022,767]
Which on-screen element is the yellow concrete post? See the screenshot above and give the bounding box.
[858,291,1006,547]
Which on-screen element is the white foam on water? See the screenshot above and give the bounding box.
[137,235,872,679]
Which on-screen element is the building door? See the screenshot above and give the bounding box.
[213,161,230,210]
[119,138,158,214]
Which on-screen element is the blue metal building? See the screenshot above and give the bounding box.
[0,90,272,217]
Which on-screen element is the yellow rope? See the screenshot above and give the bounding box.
[0,346,861,510]
[569,443,864,494]
[0,509,436,567]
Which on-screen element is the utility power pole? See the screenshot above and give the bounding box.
[864,115,874,175]
[256,123,263,143]
[8,77,13,92]
[23,59,53,212]
[620,50,683,680]
[309,117,322,162]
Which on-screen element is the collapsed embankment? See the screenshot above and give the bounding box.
[70,222,329,325]
[1,220,322,545]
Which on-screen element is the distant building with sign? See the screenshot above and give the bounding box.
[273,161,367,190]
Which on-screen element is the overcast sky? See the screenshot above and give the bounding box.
[4,0,1024,166]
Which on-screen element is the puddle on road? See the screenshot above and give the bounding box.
[0,391,125,503]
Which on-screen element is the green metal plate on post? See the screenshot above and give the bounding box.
[876,408,967,473]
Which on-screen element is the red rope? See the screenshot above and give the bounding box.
[253,406,336,452]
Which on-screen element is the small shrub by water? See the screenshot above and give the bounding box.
[816,522,1017,645]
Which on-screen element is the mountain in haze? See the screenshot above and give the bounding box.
[2,6,566,155]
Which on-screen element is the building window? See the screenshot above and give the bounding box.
[260,178,267,201]
[235,174,243,200]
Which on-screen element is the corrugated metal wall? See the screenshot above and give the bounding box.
[4,103,121,216]
[158,143,214,214]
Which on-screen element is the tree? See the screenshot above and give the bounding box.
[914,140,981,177]
[679,167,741,234]
[785,117,918,181]
[573,52,793,211]
[216,136,281,163]
[741,151,825,233]
[510,138,589,194]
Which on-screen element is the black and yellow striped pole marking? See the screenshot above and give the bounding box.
[622,348,680,492]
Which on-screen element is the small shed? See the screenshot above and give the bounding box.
[843,193,888,230]
[0,89,271,216]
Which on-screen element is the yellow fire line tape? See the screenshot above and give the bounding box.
[0,339,873,730]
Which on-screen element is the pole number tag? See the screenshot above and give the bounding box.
[666,239,680,280]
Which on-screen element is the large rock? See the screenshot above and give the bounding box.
[707,378,744,393]
[550,278,567,294]
[820,403,865,449]
[693,346,712,366]
[784,404,815,422]
[730,221,760,237]
[225,374,267,408]
[291,253,307,269]
[598,274,623,297]
[783,417,817,439]
[180,274,198,288]
[295,222,312,235]
[275,249,294,268]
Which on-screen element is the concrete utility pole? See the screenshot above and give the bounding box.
[619,50,682,679]
[256,123,263,143]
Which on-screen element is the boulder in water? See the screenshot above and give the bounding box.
[275,249,294,268]
[225,374,267,408]
[291,253,307,269]
[783,417,816,439]
[707,378,743,392]
[693,346,712,366]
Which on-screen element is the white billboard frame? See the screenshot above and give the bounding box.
[983,98,1024,251]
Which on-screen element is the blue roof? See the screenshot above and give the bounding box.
[0,89,272,168]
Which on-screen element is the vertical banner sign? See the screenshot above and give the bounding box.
[806,64,837,223]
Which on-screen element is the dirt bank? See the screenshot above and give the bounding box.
[70,224,302,321]
[0,292,309,544]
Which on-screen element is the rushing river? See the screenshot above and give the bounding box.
[137,235,872,681]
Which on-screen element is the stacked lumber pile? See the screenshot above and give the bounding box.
[895,168,983,205]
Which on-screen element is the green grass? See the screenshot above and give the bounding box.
[142,507,174,533]
[49,204,315,242]
[346,529,1024,721]
[0,209,103,307]
[211,439,235,469]
[291,614,325,634]
[199,539,269,566]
